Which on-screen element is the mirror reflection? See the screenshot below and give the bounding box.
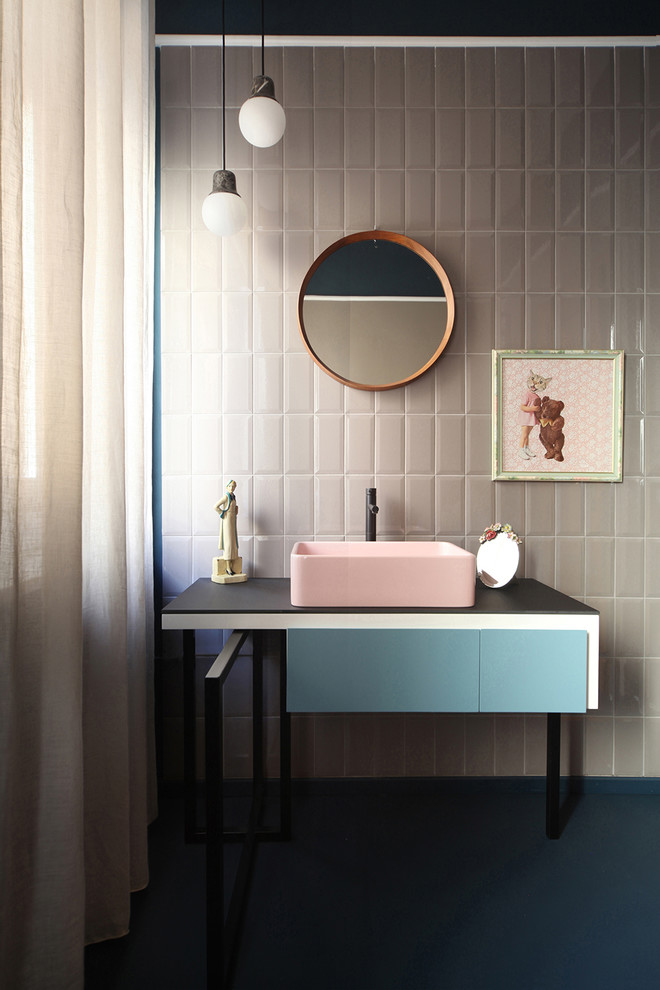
[298,231,455,390]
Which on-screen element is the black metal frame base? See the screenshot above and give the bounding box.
[546,712,561,839]
[181,628,563,987]
[183,628,291,989]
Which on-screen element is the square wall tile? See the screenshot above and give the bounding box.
[285,415,314,474]
[586,538,614,597]
[253,476,284,537]
[314,108,344,169]
[375,48,405,107]
[466,110,495,169]
[315,476,345,536]
[314,48,344,107]
[466,49,494,107]
[375,171,405,231]
[346,171,375,230]
[584,716,613,775]
[375,109,405,169]
[496,171,524,230]
[283,47,313,107]
[526,171,555,230]
[405,716,435,775]
[191,415,221,477]
[556,233,585,293]
[436,417,465,476]
[406,48,436,107]
[614,717,643,776]
[495,47,524,107]
[406,108,435,169]
[283,108,314,169]
[586,108,615,168]
[616,47,645,107]
[586,171,613,230]
[436,110,465,168]
[616,171,644,230]
[435,715,465,775]
[556,109,585,169]
[222,415,252,476]
[526,109,555,169]
[253,415,283,475]
[346,415,375,475]
[345,108,375,170]
[495,294,525,350]
[557,172,584,232]
[436,172,465,231]
[556,294,585,350]
[315,170,344,230]
[526,48,554,107]
[345,48,374,108]
[253,292,283,353]
[161,108,191,169]
[525,294,555,350]
[436,476,465,535]
[284,476,314,535]
[466,171,494,230]
[373,476,405,537]
[254,170,284,231]
[586,48,614,106]
[376,415,405,475]
[435,48,465,108]
[406,171,435,231]
[466,233,494,292]
[496,109,525,168]
[162,47,192,107]
[556,47,584,107]
[406,415,435,474]
[315,415,344,475]
[496,233,524,292]
[405,474,435,536]
[253,353,282,414]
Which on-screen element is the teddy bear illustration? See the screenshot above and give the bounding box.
[538,396,565,461]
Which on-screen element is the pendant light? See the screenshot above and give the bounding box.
[238,0,286,148]
[202,0,248,237]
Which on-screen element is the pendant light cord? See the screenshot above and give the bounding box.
[221,0,226,171]
[261,0,265,76]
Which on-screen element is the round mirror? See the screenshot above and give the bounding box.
[298,230,455,391]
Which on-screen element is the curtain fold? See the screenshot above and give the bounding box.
[0,0,156,985]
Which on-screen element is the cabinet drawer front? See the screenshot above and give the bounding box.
[287,629,479,712]
[480,629,588,713]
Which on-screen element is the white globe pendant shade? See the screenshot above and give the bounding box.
[202,170,247,237]
[239,75,286,148]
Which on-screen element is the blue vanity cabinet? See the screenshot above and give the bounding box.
[479,629,588,713]
[287,628,480,712]
[287,627,589,715]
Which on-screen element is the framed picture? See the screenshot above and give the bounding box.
[492,350,625,482]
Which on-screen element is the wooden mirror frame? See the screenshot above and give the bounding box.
[297,230,456,391]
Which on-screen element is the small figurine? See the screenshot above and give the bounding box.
[212,480,247,584]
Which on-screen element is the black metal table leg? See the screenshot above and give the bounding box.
[183,629,203,843]
[279,630,292,840]
[204,629,293,990]
[546,713,561,839]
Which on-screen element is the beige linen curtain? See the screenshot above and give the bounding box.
[0,1,156,986]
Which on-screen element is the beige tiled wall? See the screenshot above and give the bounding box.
[159,42,660,781]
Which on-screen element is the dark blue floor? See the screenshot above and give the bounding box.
[85,785,660,990]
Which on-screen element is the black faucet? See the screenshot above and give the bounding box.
[365,487,379,541]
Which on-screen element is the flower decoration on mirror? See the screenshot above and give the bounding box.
[479,523,522,545]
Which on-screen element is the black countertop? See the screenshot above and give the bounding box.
[162,577,598,618]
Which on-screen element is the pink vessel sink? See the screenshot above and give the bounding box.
[290,541,476,608]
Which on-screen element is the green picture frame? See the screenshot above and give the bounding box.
[492,349,625,482]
